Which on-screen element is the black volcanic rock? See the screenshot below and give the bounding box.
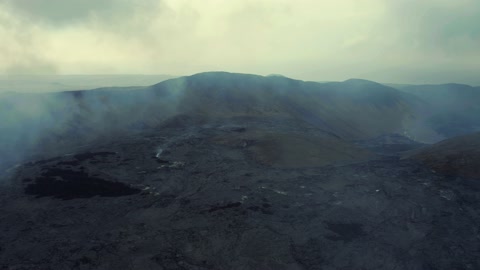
[0,118,479,269]
[24,167,140,200]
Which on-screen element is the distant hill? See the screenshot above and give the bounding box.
[383,83,414,90]
[1,71,478,170]
[150,73,416,139]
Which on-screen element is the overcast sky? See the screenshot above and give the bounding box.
[0,0,479,85]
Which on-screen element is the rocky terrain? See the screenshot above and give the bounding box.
[1,72,480,269]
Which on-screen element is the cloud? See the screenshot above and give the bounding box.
[0,5,58,74]
[2,0,136,24]
[0,0,479,84]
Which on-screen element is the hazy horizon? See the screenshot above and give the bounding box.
[1,0,479,85]
[0,72,479,93]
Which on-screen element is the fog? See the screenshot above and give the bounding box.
[0,74,174,92]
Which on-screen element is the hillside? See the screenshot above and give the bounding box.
[4,72,480,172]
[406,132,480,179]
[0,72,419,171]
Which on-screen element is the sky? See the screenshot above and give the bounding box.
[0,0,479,85]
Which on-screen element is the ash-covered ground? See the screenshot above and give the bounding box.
[1,117,479,270]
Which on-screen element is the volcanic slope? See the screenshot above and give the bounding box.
[150,73,417,140]
[2,118,480,269]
